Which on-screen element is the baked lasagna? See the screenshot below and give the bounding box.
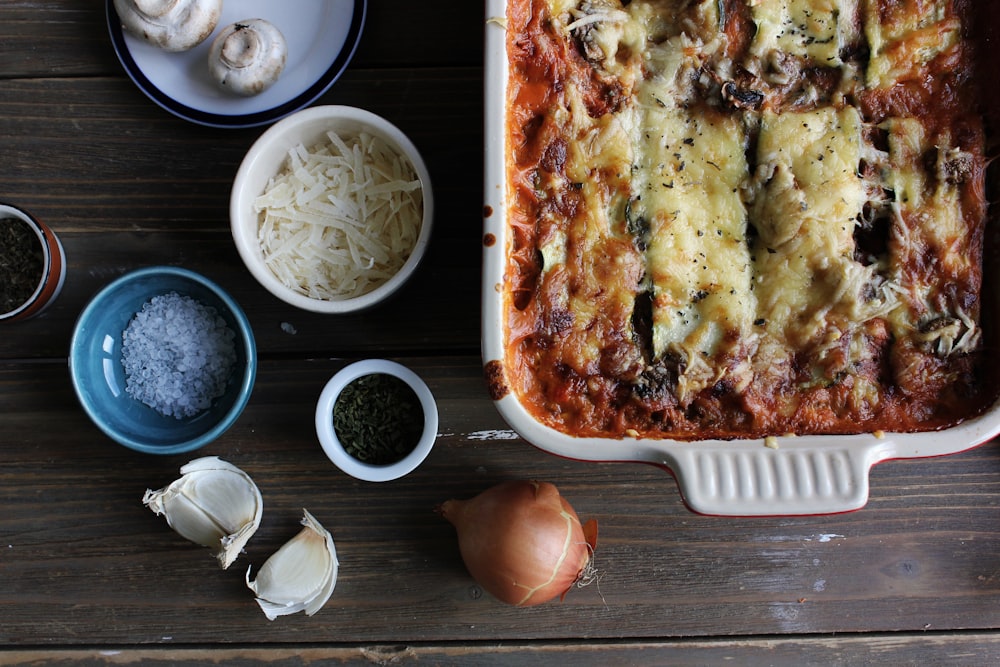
[497,0,999,440]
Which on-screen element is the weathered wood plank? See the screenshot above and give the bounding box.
[4,1,1000,661]
[3,359,1000,645]
[2,633,1000,667]
[0,68,483,360]
[0,231,481,359]
[0,70,481,216]
[0,1,485,78]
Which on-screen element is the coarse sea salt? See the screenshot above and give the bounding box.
[121,292,237,419]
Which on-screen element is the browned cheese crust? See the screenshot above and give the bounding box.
[502,0,998,440]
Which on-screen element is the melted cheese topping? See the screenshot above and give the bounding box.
[863,0,960,89]
[883,117,981,356]
[752,106,866,349]
[503,0,992,439]
[750,107,897,399]
[750,0,858,67]
[638,103,755,402]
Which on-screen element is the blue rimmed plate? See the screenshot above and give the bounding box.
[107,0,367,128]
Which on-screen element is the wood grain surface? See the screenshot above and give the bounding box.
[2,2,1000,665]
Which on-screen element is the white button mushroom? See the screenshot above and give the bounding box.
[114,0,222,52]
[207,19,288,97]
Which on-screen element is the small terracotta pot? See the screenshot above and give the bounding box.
[0,202,67,322]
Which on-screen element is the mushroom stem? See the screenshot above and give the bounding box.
[220,25,263,69]
[207,19,288,96]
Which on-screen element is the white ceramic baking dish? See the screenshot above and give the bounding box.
[480,1,1000,516]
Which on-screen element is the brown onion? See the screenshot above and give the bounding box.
[438,480,598,607]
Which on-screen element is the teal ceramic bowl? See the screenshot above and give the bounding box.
[69,266,257,454]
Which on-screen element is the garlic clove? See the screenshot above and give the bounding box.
[246,509,339,620]
[143,456,263,570]
[147,490,226,548]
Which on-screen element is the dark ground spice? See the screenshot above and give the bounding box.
[0,216,44,314]
[333,373,425,465]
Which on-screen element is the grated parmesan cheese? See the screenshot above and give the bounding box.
[254,131,423,300]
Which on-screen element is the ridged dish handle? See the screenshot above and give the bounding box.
[661,439,893,516]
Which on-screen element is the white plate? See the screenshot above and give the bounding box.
[107,0,366,128]
[480,0,1000,517]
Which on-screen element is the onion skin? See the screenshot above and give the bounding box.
[438,480,598,607]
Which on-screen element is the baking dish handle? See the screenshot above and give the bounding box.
[661,439,894,516]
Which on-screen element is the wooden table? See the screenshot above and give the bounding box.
[3,3,1000,665]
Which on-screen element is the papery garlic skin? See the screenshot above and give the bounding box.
[246,509,339,620]
[114,0,223,52]
[143,456,263,570]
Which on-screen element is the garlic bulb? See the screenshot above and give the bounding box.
[114,0,222,52]
[207,19,288,96]
[143,456,263,570]
[246,509,339,620]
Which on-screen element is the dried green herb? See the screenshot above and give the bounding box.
[0,216,43,314]
[333,373,425,465]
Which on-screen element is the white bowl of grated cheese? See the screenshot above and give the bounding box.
[230,105,433,313]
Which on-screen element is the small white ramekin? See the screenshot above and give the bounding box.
[315,359,438,482]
